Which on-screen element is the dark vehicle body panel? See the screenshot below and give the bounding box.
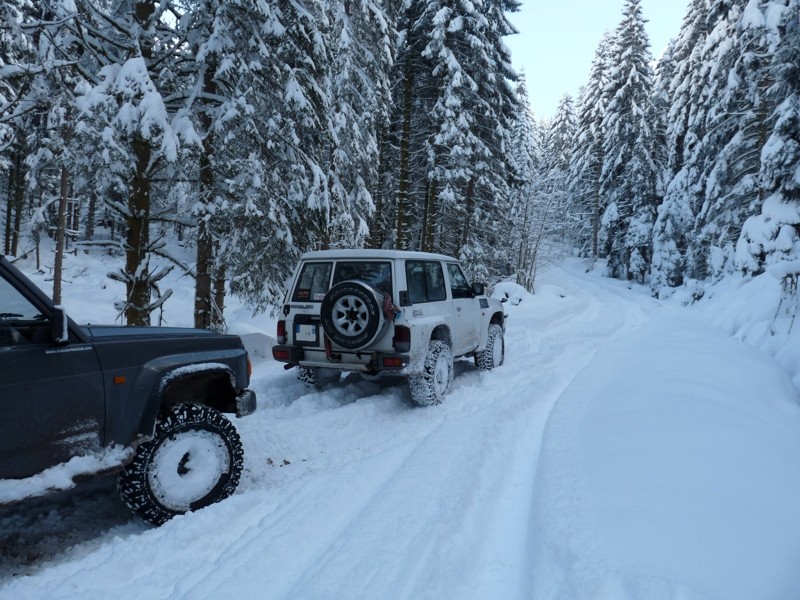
[0,256,255,484]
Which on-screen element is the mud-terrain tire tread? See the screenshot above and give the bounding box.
[409,341,453,407]
[297,366,340,389]
[475,324,504,371]
[320,280,386,350]
[118,402,243,526]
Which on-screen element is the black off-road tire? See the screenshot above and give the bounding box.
[320,280,386,350]
[409,341,454,407]
[297,366,340,389]
[475,324,504,371]
[118,402,244,526]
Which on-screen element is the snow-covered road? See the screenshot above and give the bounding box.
[2,259,800,600]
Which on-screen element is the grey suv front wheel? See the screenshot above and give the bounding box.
[118,402,243,525]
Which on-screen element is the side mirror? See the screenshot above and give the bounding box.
[471,282,485,297]
[52,305,69,344]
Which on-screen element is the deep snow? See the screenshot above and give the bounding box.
[2,252,800,600]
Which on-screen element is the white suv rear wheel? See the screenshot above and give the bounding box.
[409,341,453,406]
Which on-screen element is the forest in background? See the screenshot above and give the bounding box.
[1,0,799,329]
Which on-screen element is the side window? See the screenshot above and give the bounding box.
[292,262,332,302]
[446,263,472,299]
[405,261,446,304]
[0,275,47,346]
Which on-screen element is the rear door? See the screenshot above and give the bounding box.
[0,269,104,479]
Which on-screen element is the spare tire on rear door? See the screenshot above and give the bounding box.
[320,280,387,350]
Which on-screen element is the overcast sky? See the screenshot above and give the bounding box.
[505,0,689,120]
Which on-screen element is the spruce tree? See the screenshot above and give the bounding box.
[598,0,659,282]
[570,32,611,259]
[736,0,800,276]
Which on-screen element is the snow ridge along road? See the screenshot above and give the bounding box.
[2,259,800,600]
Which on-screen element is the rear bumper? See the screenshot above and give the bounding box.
[271,344,409,372]
[236,389,257,417]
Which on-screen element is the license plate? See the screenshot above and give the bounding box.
[295,323,318,343]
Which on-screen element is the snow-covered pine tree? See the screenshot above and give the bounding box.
[176,0,335,327]
[651,0,717,294]
[418,0,519,280]
[220,0,333,313]
[690,0,784,282]
[570,32,612,260]
[323,0,394,250]
[542,93,577,249]
[0,0,35,258]
[422,0,490,257]
[463,0,520,278]
[599,0,659,282]
[736,0,800,277]
[46,0,203,326]
[388,0,436,250]
[508,75,542,289]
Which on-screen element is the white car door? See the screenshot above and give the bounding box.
[446,263,481,355]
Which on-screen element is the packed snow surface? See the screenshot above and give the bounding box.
[2,256,800,600]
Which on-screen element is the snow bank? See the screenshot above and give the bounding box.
[0,447,132,505]
[530,314,800,600]
[694,270,800,390]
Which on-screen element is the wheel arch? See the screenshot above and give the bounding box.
[429,324,452,348]
[140,364,240,438]
[490,310,505,328]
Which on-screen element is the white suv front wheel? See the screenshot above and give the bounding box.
[409,341,453,407]
[475,324,504,371]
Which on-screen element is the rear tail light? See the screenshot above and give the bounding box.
[383,356,405,368]
[272,348,290,361]
[393,325,411,353]
[277,320,286,344]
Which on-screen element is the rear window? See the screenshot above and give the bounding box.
[291,260,393,302]
[292,262,332,302]
[333,261,392,295]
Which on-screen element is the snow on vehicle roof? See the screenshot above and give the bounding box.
[299,249,458,262]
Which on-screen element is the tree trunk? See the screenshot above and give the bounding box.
[211,262,226,332]
[396,61,414,250]
[53,167,69,305]
[368,127,387,249]
[422,180,437,252]
[3,166,13,256]
[125,136,152,326]
[194,59,218,329]
[460,177,476,254]
[86,191,97,240]
[195,217,212,329]
[5,145,25,257]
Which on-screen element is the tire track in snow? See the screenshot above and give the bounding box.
[166,264,658,600]
[0,261,663,600]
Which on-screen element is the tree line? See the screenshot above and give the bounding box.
[0,0,521,327]
[3,0,799,329]
[531,0,800,303]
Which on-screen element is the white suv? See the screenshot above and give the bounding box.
[271,249,506,406]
